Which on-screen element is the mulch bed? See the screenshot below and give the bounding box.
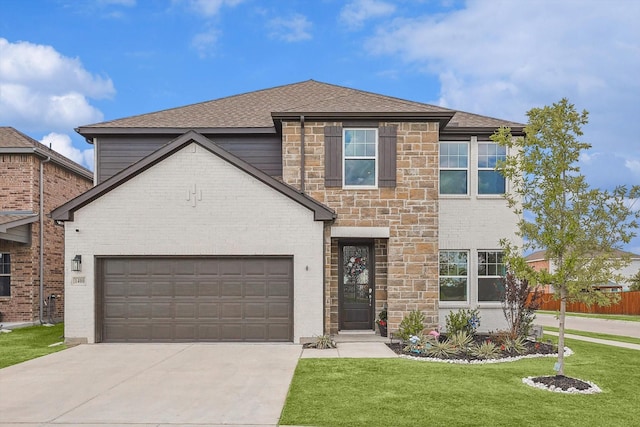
[386,334,599,393]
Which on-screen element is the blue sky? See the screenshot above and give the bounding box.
[1,0,639,251]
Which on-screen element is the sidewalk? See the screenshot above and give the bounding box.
[535,313,640,338]
[536,313,640,350]
[301,332,398,358]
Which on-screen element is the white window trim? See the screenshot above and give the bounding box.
[439,141,469,197]
[477,250,505,303]
[477,142,507,197]
[342,128,378,189]
[438,249,470,305]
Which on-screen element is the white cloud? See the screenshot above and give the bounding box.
[41,132,94,170]
[339,0,396,30]
[268,14,312,42]
[367,1,639,116]
[625,159,640,175]
[180,0,243,17]
[191,28,220,58]
[0,38,114,132]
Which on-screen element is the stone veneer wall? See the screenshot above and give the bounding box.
[282,121,439,334]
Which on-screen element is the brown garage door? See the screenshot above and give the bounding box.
[98,257,293,342]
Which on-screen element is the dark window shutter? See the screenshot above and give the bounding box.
[378,125,397,187]
[324,126,343,187]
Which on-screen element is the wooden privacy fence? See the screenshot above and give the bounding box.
[537,291,640,315]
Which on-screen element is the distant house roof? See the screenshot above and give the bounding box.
[525,249,640,262]
[0,127,93,180]
[76,80,525,138]
[52,131,336,222]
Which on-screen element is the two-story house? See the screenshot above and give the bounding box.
[52,80,523,343]
[1,127,93,324]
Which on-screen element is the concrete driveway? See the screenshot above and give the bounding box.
[0,343,302,427]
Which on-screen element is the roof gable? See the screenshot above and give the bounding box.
[52,130,335,222]
[0,127,93,180]
[76,80,523,136]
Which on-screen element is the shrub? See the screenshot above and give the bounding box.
[445,308,481,335]
[470,341,500,359]
[306,334,336,349]
[427,340,457,358]
[501,272,542,339]
[503,336,527,355]
[448,330,473,351]
[396,310,426,341]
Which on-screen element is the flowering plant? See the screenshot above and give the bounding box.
[376,309,387,326]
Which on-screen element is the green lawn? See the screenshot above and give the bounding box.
[280,338,640,427]
[0,323,66,369]
[538,310,640,322]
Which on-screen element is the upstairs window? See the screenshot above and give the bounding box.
[477,251,505,301]
[440,142,468,195]
[478,143,506,194]
[343,128,377,187]
[0,253,10,297]
[439,250,468,302]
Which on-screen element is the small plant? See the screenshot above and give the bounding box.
[470,341,500,359]
[503,336,527,355]
[427,340,457,358]
[445,308,481,335]
[376,309,388,327]
[396,309,426,341]
[448,330,473,350]
[306,334,336,349]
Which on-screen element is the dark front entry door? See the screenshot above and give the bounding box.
[339,242,374,330]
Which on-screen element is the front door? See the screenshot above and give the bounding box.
[339,242,374,330]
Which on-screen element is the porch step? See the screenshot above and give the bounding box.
[334,331,390,343]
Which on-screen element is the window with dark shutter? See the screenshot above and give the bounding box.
[324,126,342,187]
[378,125,397,187]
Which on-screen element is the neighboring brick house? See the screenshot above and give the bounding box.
[52,80,524,343]
[526,249,640,292]
[0,127,93,323]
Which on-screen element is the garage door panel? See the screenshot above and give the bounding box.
[221,303,243,319]
[268,281,291,297]
[101,257,293,342]
[151,282,173,297]
[245,303,266,318]
[221,282,242,297]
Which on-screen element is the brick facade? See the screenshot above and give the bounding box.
[282,121,439,334]
[0,154,92,323]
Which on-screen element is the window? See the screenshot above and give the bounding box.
[440,142,468,194]
[0,253,10,297]
[478,251,505,301]
[439,251,468,302]
[343,128,377,187]
[478,143,506,194]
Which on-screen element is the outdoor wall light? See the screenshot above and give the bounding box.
[71,255,82,272]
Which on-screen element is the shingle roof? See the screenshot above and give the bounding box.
[0,127,93,180]
[0,212,39,232]
[77,80,523,133]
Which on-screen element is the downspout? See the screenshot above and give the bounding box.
[39,155,52,324]
[300,115,305,193]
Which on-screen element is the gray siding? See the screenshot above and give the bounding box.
[97,134,282,183]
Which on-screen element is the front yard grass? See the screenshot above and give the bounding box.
[280,338,640,427]
[0,323,66,369]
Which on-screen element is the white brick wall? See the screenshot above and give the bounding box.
[439,195,522,332]
[64,143,325,343]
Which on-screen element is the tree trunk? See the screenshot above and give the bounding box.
[557,286,566,376]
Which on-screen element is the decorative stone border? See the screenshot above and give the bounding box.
[521,376,602,394]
